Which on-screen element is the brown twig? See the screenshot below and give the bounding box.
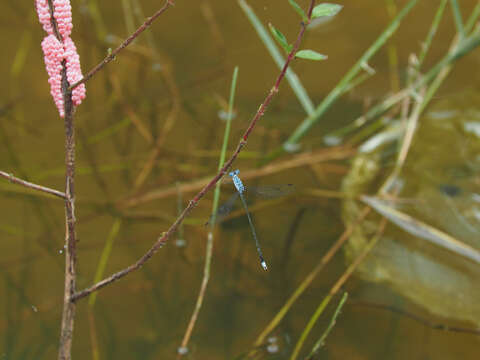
[42,0,79,357]
[73,0,317,302]
[58,60,78,360]
[69,0,176,90]
[0,171,66,199]
[34,1,177,358]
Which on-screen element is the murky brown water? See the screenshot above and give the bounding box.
[1,0,480,359]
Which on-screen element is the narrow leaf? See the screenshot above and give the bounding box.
[268,23,292,53]
[312,3,343,19]
[238,0,315,115]
[288,0,307,22]
[295,49,328,61]
[361,195,480,265]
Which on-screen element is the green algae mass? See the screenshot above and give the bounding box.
[342,92,480,325]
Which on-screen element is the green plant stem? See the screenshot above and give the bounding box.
[121,0,136,35]
[366,2,480,130]
[385,0,400,92]
[88,219,122,307]
[465,2,480,33]
[417,0,447,68]
[450,0,464,39]
[290,296,331,360]
[87,0,108,40]
[178,67,239,355]
[254,207,370,348]
[279,0,419,152]
[341,30,480,137]
[307,292,348,359]
[290,217,386,360]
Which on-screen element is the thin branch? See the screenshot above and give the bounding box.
[69,0,175,90]
[58,62,78,359]
[0,170,66,199]
[42,0,79,356]
[72,0,317,302]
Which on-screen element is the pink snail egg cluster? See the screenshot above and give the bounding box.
[41,35,65,117]
[35,0,54,35]
[35,0,86,118]
[53,0,73,38]
[64,38,86,106]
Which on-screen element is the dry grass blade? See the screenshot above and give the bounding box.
[361,195,480,265]
[122,146,355,208]
[253,207,371,349]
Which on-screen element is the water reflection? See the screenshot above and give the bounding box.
[343,91,480,326]
[1,0,480,359]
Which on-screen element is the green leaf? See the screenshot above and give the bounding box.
[268,23,293,53]
[295,49,328,61]
[312,3,343,19]
[288,0,307,22]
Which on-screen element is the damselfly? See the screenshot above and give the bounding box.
[207,169,294,270]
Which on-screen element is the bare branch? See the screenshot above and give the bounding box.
[73,0,317,302]
[69,0,175,90]
[0,170,66,199]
